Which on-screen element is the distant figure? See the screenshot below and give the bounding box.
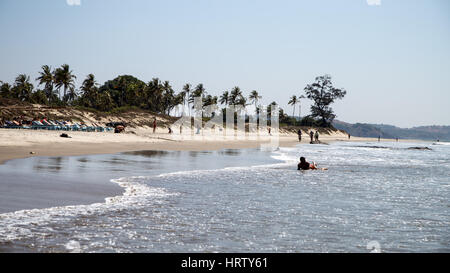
[378,135,381,142]
[348,133,351,140]
[309,131,314,143]
[297,129,302,142]
[180,125,183,134]
[153,118,157,133]
[268,127,271,135]
[396,138,399,142]
[315,131,319,142]
[168,127,173,134]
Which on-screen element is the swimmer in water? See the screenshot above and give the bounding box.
[297,157,328,171]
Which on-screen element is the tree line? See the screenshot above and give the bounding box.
[0,64,346,127]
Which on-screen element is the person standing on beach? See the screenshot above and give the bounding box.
[315,131,319,142]
[297,129,302,142]
[348,133,351,140]
[309,130,314,143]
[153,118,157,133]
[378,135,381,142]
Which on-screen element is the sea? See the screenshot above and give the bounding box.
[0,141,448,253]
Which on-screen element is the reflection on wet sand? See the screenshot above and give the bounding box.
[33,157,66,173]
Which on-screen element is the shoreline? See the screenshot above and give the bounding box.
[0,128,432,165]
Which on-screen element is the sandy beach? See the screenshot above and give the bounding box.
[0,128,360,164]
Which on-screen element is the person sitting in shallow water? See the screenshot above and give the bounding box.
[297,157,327,171]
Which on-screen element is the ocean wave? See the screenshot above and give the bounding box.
[0,176,178,243]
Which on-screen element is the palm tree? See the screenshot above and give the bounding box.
[288,95,298,125]
[230,86,243,107]
[14,74,34,101]
[182,83,191,115]
[189,83,206,106]
[162,81,175,115]
[81,74,97,93]
[54,64,76,102]
[36,65,55,101]
[80,74,98,107]
[249,90,262,113]
[178,90,187,116]
[0,82,12,98]
[298,95,306,120]
[219,91,229,106]
[66,87,78,103]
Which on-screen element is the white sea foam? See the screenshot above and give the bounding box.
[156,162,291,179]
[0,176,178,243]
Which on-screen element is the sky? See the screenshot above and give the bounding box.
[0,0,449,128]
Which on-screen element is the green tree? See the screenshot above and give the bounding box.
[80,74,99,107]
[99,75,146,109]
[249,90,262,113]
[304,75,346,126]
[30,90,49,104]
[230,86,243,107]
[182,83,192,115]
[189,83,206,106]
[54,64,77,102]
[36,65,56,102]
[219,91,230,106]
[162,81,175,115]
[288,95,298,117]
[0,82,12,98]
[13,74,34,101]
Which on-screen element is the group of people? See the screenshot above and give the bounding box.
[297,129,320,143]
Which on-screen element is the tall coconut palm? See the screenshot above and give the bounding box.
[288,95,298,125]
[81,74,97,93]
[66,87,78,103]
[14,74,34,101]
[178,90,187,116]
[249,90,262,113]
[36,65,55,100]
[182,83,192,115]
[162,81,175,115]
[54,64,77,102]
[189,83,206,106]
[298,95,306,120]
[219,91,230,106]
[80,74,98,107]
[230,86,243,107]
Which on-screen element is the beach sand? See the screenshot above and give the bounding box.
[0,128,357,164]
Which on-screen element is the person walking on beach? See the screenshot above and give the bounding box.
[315,131,319,142]
[153,118,157,133]
[309,130,314,143]
[297,129,302,142]
[348,133,351,140]
[378,135,381,142]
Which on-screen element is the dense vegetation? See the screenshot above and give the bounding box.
[0,64,346,127]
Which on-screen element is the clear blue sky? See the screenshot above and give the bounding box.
[0,0,449,127]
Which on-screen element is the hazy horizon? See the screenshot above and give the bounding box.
[1,0,449,128]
